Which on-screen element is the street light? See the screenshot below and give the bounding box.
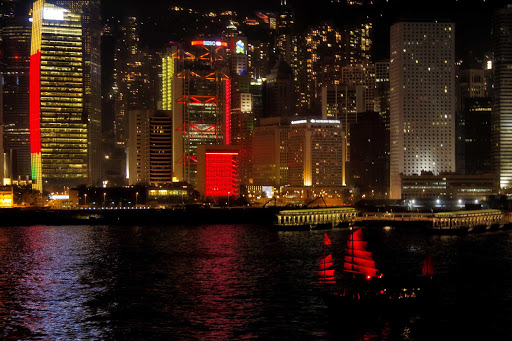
[228,191,230,207]
[136,192,139,206]
[84,193,87,206]
[103,192,106,207]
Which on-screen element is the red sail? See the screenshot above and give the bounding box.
[344,256,376,269]
[343,229,381,278]
[422,254,434,277]
[324,233,332,245]
[319,254,333,270]
[344,248,374,261]
[347,240,368,249]
[344,264,379,277]
[318,269,335,277]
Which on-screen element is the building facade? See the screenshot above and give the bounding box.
[390,22,456,198]
[30,0,88,191]
[128,110,172,186]
[492,6,512,189]
[162,40,230,187]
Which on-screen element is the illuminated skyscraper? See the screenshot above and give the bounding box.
[0,19,31,181]
[162,40,230,186]
[30,0,88,191]
[197,145,240,199]
[389,22,456,199]
[55,0,102,185]
[492,6,512,189]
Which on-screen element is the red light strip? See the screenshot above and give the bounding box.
[191,40,228,47]
[30,51,41,154]
[225,77,231,145]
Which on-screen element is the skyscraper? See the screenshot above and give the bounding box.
[389,22,456,199]
[55,0,102,186]
[30,0,88,191]
[162,40,230,186]
[492,6,512,189]
[128,110,172,186]
[0,19,32,181]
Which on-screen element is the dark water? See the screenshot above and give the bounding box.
[0,224,512,340]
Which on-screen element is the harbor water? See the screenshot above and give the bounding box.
[1,224,511,340]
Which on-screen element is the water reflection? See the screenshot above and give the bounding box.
[0,225,512,340]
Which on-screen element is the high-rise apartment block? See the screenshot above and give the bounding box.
[30,0,88,191]
[389,22,456,199]
[492,6,512,189]
[128,110,172,186]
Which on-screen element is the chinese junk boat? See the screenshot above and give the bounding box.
[319,229,432,319]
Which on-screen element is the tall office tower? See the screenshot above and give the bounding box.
[0,74,4,184]
[250,79,264,119]
[456,68,488,173]
[374,61,390,129]
[346,111,388,197]
[113,17,158,149]
[275,5,295,65]
[30,0,88,191]
[162,40,229,186]
[321,84,364,185]
[302,24,343,112]
[55,0,102,185]
[341,22,373,66]
[341,64,376,112]
[389,22,456,199]
[288,119,344,188]
[247,41,270,80]
[231,74,253,185]
[265,59,295,117]
[464,98,492,175]
[0,19,32,180]
[128,110,172,186]
[252,117,289,186]
[493,6,512,189]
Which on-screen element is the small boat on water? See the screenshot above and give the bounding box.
[319,229,434,319]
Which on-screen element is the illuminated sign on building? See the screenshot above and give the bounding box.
[43,8,64,20]
[235,40,245,54]
[291,119,341,125]
[191,40,228,47]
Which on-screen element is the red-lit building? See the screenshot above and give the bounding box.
[162,40,230,188]
[197,145,240,199]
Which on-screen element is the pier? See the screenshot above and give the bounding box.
[275,207,505,232]
[275,207,358,229]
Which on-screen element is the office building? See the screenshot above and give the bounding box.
[197,145,240,199]
[55,0,102,185]
[128,110,172,186]
[162,40,229,186]
[492,6,512,189]
[288,119,344,188]
[265,59,295,117]
[0,20,31,180]
[251,117,290,186]
[389,22,456,199]
[30,0,88,191]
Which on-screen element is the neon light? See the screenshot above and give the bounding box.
[191,40,228,47]
[30,52,41,155]
[235,40,245,54]
[225,77,231,144]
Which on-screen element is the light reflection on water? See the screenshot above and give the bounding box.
[0,225,511,340]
